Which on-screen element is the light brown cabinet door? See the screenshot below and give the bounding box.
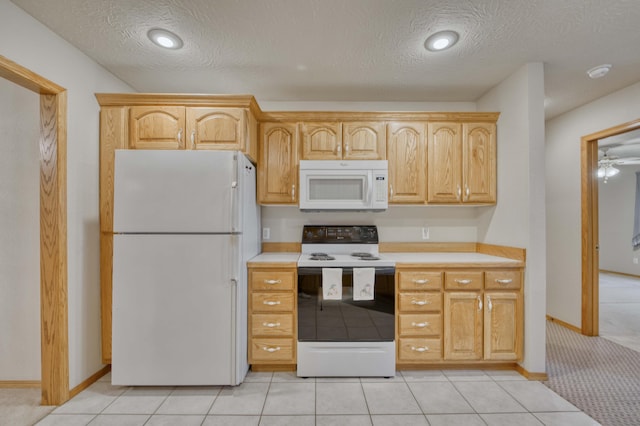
[129,106,185,149]
[484,292,522,361]
[427,122,462,203]
[443,292,483,360]
[463,123,496,203]
[259,122,299,204]
[186,107,243,150]
[343,122,386,160]
[300,122,342,160]
[387,122,426,203]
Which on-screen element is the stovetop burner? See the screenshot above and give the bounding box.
[309,253,336,261]
[351,252,380,260]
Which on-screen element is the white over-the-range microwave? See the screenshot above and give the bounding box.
[299,160,388,211]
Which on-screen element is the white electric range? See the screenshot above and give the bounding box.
[296,225,396,378]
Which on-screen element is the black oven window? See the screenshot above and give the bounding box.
[298,274,395,342]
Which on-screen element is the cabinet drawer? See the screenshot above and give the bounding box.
[250,338,295,362]
[251,271,295,291]
[398,271,442,291]
[251,313,294,337]
[251,293,295,312]
[398,338,442,361]
[484,270,522,290]
[398,292,442,312]
[444,271,484,290]
[398,314,441,337]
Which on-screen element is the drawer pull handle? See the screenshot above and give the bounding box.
[411,346,429,352]
[454,279,472,285]
[488,296,493,311]
[263,322,281,328]
[411,322,430,328]
[411,300,430,306]
[263,301,281,306]
[262,346,281,353]
[478,295,483,310]
[413,279,430,284]
[264,279,282,284]
[495,279,513,285]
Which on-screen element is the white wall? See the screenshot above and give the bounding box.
[0,78,41,380]
[599,165,640,276]
[546,81,640,328]
[477,63,547,374]
[262,206,480,243]
[0,0,133,387]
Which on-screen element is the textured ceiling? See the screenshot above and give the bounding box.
[10,0,640,118]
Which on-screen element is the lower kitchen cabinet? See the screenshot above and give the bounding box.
[247,265,297,367]
[397,266,523,366]
[484,292,523,360]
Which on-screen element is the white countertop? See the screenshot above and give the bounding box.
[247,252,300,264]
[385,252,522,265]
[248,251,523,266]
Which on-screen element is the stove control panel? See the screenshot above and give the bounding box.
[301,225,379,244]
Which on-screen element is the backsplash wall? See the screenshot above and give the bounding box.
[261,206,483,243]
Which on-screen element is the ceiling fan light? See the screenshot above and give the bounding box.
[597,167,606,178]
[606,166,620,177]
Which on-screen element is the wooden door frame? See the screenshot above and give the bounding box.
[581,118,640,335]
[0,55,69,405]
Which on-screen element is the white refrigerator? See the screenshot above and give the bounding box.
[111,150,260,386]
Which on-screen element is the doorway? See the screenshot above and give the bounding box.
[0,55,69,405]
[581,118,640,336]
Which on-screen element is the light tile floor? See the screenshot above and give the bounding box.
[36,370,600,426]
[599,271,640,353]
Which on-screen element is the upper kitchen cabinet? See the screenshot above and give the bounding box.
[259,122,299,204]
[97,94,260,162]
[129,106,186,150]
[342,122,386,160]
[387,122,426,204]
[300,122,342,160]
[427,121,496,204]
[185,107,245,151]
[300,121,386,160]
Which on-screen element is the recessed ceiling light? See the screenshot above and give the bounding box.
[424,30,459,52]
[586,64,612,79]
[147,28,183,50]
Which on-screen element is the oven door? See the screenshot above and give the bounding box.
[297,267,395,342]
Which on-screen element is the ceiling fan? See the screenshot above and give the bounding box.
[598,146,640,183]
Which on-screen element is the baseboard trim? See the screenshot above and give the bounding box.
[69,365,111,399]
[515,364,548,381]
[600,269,640,280]
[0,380,41,388]
[546,315,582,334]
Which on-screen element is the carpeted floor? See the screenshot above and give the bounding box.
[0,388,54,426]
[545,320,640,426]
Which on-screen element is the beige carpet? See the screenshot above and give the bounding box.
[545,320,640,426]
[0,388,54,426]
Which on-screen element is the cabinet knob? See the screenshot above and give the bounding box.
[413,279,430,284]
[262,322,281,328]
[264,279,282,285]
[411,322,430,328]
[177,128,183,144]
[477,295,483,310]
[487,296,493,311]
[263,300,281,306]
[292,184,296,201]
[495,279,513,285]
[411,300,430,306]
[336,144,342,154]
[457,185,462,200]
[262,346,281,353]
[190,130,196,149]
[465,185,470,200]
[410,346,429,352]
[454,279,472,285]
